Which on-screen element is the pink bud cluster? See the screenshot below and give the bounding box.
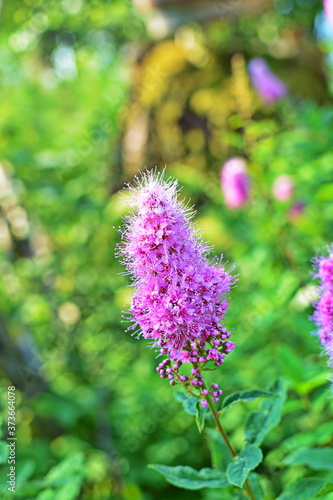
[118,170,235,406]
[312,248,333,381]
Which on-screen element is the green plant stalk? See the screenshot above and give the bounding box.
[206,395,256,500]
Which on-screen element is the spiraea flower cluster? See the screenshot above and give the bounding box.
[118,170,235,406]
[312,247,333,378]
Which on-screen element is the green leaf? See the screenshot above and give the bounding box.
[0,441,9,464]
[316,183,333,202]
[227,444,263,488]
[175,392,209,429]
[206,428,233,470]
[175,391,198,416]
[36,490,57,500]
[278,422,333,452]
[45,452,85,480]
[283,447,333,470]
[296,373,329,396]
[15,478,69,497]
[221,390,276,411]
[277,344,305,384]
[276,478,333,499]
[248,473,264,500]
[318,481,333,496]
[245,379,287,445]
[54,475,84,500]
[16,459,36,485]
[195,401,206,433]
[149,464,230,490]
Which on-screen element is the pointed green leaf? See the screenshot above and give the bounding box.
[227,444,263,488]
[248,473,264,500]
[16,459,35,486]
[283,447,333,470]
[206,428,233,470]
[245,379,287,445]
[175,392,211,426]
[296,373,329,396]
[221,390,276,411]
[36,490,57,500]
[13,478,69,497]
[276,478,333,499]
[318,481,333,495]
[149,464,230,490]
[53,475,84,500]
[275,421,332,455]
[175,391,198,416]
[195,401,206,433]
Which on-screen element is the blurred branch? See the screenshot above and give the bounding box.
[0,164,34,259]
[0,164,46,396]
[114,104,149,187]
[95,389,125,495]
[0,318,46,397]
[179,108,210,135]
[109,138,126,195]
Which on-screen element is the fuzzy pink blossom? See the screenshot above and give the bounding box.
[318,254,333,286]
[221,158,250,209]
[117,170,235,405]
[273,175,294,201]
[312,248,333,381]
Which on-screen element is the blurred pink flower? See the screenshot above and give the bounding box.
[273,175,294,201]
[288,200,305,218]
[324,0,333,26]
[221,158,250,209]
[248,57,288,105]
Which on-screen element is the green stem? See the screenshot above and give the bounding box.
[206,395,256,500]
[206,395,235,458]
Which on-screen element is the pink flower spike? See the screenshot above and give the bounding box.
[117,169,236,397]
[312,246,333,387]
[318,254,333,287]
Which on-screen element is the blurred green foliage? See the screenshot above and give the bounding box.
[0,0,333,499]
